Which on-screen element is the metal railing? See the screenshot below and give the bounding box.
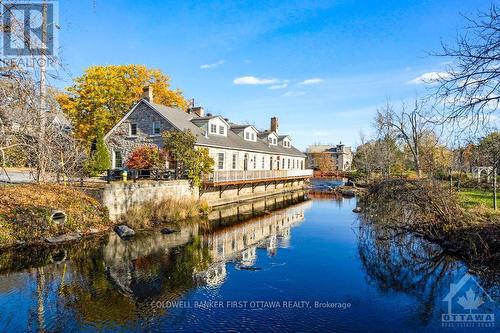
[204,169,313,183]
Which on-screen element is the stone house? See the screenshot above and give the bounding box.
[104,87,306,172]
[305,143,353,171]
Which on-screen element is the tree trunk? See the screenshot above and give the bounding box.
[415,157,421,178]
[494,167,497,211]
[449,168,453,193]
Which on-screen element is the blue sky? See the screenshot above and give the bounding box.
[55,0,492,150]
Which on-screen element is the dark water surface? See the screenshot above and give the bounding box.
[0,193,498,332]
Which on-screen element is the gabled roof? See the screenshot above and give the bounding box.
[279,135,291,141]
[191,115,231,127]
[106,99,305,158]
[230,124,259,135]
[257,131,278,139]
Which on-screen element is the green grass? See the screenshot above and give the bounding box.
[458,188,499,210]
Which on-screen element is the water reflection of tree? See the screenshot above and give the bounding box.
[357,219,463,324]
[62,234,211,325]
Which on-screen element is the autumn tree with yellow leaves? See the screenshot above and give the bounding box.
[57,65,188,146]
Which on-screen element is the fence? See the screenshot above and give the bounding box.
[203,169,313,183]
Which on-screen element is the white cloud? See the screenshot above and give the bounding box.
[268,83,288,90]
[200,60,224,69]
[282,91,306,97]
[408,71,450,84]
[233,76,280,85]
[298,78,323,85]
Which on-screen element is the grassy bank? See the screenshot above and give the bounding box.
[458,188,499,210]
[0,184,110,248]
[118,197,210,229]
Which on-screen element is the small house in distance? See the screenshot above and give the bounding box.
[104,87,311,184]
[306,144,352,172]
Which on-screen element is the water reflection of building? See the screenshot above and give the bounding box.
[194,262,227,287]
[101,193,312,301]
[195,198,312,284]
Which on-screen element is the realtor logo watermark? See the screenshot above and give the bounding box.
[1,0,58,67]
[442,273,496,328]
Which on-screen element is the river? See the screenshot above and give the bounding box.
[0,191,498,332]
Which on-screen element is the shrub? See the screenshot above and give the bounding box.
[120,197,209,229]
[125,145,166,170]
[85,131,111,176]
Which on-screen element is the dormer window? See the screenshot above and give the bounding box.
[251,133,255,140]
[219,126,225,135]
[245,132,250,140]
[268,136,278,145]
[210,124,217,133]
[130,123,137,136]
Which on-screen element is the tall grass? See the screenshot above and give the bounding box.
[120,197,210,229]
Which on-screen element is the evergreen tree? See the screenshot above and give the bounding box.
[85,130,111,176]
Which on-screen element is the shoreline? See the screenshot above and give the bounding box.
[0,184,310,251]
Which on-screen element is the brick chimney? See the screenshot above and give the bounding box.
[142,86,153,103]
[189,106,205,117]
[270,117,278,133]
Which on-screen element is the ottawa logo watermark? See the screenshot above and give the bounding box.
[1,0,59,68]
[442,273,496,328]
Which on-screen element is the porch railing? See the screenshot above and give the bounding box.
[203,169,313,183]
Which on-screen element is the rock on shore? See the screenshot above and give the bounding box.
[115,225,135,238]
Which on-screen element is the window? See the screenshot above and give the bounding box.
[251,133,255,141]
[245,132,250,140]
[152,121,161,135]
[130,123,137,136]
[287,159,290,169]
[301,160,304,169]
[273,138,277,145]
[293,159,295,169]
[253,155,257,169]
[210,124,217,133]
[217,153,225,170]
[282,158,285,169]
[114,151,123,168]
[232,154,237,169]
[219,126,225,135]
[261,156,265,169]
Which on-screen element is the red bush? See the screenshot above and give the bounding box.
[125,145,167,169]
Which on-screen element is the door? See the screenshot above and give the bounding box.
[243,154,249,171]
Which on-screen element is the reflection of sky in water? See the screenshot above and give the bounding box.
[0,195,498,332]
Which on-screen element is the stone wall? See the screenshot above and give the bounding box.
[105,101,174,167]
[100,180,198,221]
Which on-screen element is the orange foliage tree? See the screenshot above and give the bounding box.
[57,65,188,146]
[125,145,167,170]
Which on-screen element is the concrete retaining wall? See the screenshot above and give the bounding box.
[200,180,306,206]
[101,180,198,221]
